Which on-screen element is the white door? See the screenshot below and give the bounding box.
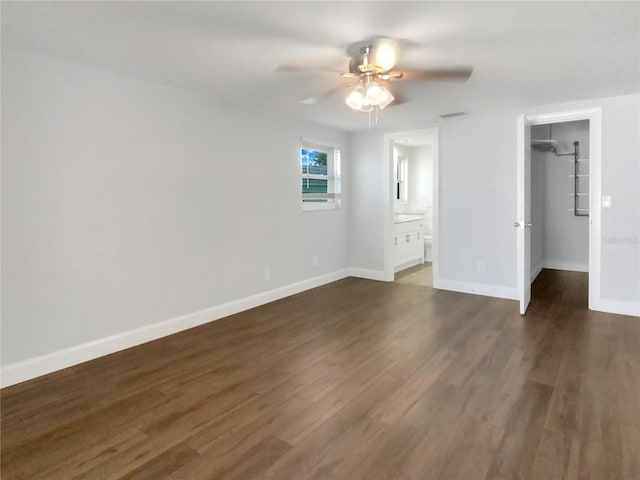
[516,115,532,314]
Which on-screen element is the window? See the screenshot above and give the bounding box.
[394,150,408,203]
[301,138,341,210]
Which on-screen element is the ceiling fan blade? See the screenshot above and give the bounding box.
[276,63,343,75]
[378,72,404,81]
[299,83,350,105]
[388,66,473,81]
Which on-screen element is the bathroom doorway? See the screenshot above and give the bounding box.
[383,128,439,287]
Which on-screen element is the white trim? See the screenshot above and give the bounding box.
[434,278,519,301]
[525,109,601,125]
[301,202,340,211]
[594,299,640,318]
[300,136,341,149]
[516,115,530,314]
[384,128,439,284]
[519,107,602,312]
[394,258,424,273]
[1,269,350,388]
[432,133,441,287]
[348,267,387,282]
[587,110,602,311]
[543,261,589,273]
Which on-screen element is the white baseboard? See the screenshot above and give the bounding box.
[593,298,640,317]
[543,260,589,273]
[348,267,389,282]
[434,278,518,301]
[394,258,424,273]
[1,269,350,388]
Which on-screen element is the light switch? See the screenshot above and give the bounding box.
[602,195,612,208]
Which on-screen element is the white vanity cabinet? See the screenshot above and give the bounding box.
[394,217,425,271]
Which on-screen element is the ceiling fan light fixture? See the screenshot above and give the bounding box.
[359,101,373,113]
[376,88,394,110]
[373,41,396,71]
[346,85,366,110]
[365,82,394,109]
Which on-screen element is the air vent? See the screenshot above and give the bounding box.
[440,112,467,118]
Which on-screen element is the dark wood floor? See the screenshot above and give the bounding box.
[2,269,639,479]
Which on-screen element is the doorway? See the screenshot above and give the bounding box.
[383,128,439,285]
[531,120,590,274]
[516,109,602,314]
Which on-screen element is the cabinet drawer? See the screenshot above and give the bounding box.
[394,231,422,245]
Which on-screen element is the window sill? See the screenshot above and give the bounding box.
[302,202,341,211]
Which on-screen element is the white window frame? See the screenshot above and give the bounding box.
[301,137,342,211]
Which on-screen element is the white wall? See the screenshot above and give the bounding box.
[348,93,640,313]
[348,131,386,272]
[1,48,349,367]
[409,145,433,211]
[531,121,590,273]
[438,113,518,288]
[348,115,517,287]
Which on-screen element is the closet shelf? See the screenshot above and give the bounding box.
[565,142,589,217]
[533,137,588,217]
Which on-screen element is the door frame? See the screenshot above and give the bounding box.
[383,127,440,282]
[516,108,602,312]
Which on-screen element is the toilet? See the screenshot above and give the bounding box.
[424,234,433,262]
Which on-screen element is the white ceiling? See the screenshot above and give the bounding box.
[3,1,639,131]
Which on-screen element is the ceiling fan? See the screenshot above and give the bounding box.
[279,38,473,112]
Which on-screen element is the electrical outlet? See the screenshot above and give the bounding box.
[477,261,486,273]
[264,269,270,281]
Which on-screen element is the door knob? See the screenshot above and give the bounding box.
[514,222,521,228]
[525,223,533,228]
[514,222,533,228]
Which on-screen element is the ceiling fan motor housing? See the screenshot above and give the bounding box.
[358,63,383,74]
[349,45,389,75]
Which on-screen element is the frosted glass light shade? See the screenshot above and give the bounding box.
[376,85,394,109]
[346,85,366,110]
[365,82,394,109]
[359,101,373,113]
[347,82,394,112]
